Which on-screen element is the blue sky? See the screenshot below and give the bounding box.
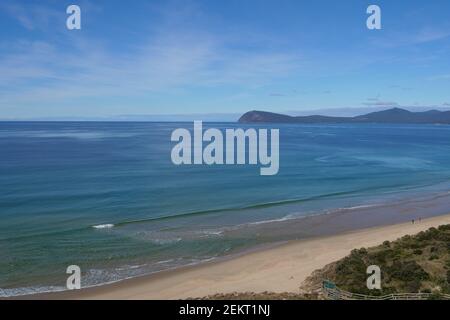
[1,0,450,119]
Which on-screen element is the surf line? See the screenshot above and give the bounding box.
[170,121,279,175]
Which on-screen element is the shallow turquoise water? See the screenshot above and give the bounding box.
[2,122,450,296]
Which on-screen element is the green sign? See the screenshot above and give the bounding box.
[323,280,336,289]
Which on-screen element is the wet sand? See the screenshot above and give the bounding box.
[34,212,450,300]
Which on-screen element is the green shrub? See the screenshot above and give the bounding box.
[325,224,450,295]
[358,248,368,255]
[427,292,443,300]
[405,280,421,292]
[438,224,450,231]
[389,261,429,282]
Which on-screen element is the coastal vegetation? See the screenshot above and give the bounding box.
[203,224,450,300]
[308,224,450,296]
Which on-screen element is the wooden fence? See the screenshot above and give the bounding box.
[322,280,450,300]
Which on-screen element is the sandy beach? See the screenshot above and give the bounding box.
[35,213,450,300]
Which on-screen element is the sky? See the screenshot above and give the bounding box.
[0,0,450,119]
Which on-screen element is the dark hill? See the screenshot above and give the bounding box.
[238,108,450,124]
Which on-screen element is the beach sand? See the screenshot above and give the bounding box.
[39,213,450,300]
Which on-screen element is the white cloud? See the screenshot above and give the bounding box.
[363,101,398,107]
[427,74,450,81]
[0,2,61,31]
[362,97,398,107]
[414,28,450,43]
[0,6,303,107]
[371,26,450,49]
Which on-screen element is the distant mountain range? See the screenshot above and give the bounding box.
[238,108,450,124]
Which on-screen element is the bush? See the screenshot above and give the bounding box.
[416,228,439,241]
[324,224,450,295]
[405,280,421,293]
[358,248,368,255]
[438,224,450,231]
[389,261,429,282]
[427,292,444,300]
[371,250,391,264]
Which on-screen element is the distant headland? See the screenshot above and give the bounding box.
[238,108,450,124]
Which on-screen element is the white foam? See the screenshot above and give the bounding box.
[92,224,114,229]
[0,286,66,298]
[150,237,182,245]
[196,230,224,237]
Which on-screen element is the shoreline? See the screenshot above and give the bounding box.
[30,212,450,300]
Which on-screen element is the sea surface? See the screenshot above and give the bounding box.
[2,121,450,296]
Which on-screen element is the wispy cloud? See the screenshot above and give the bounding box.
[372,26,450,48]
[427,74,450,81]
[0,2,61,31]
[362,97,398,107]
[413,28,450,43]
[363,101,398,107]
[0,3,303,106]
[389,85,413,91]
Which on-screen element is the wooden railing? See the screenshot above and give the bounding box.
[322,280,450,300]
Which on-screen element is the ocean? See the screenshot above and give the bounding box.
[2,121,450,296]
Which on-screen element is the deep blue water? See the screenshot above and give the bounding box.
[2,121,450,296]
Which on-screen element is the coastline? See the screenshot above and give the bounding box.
[4,122,450,299]
[32,212,450,300]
